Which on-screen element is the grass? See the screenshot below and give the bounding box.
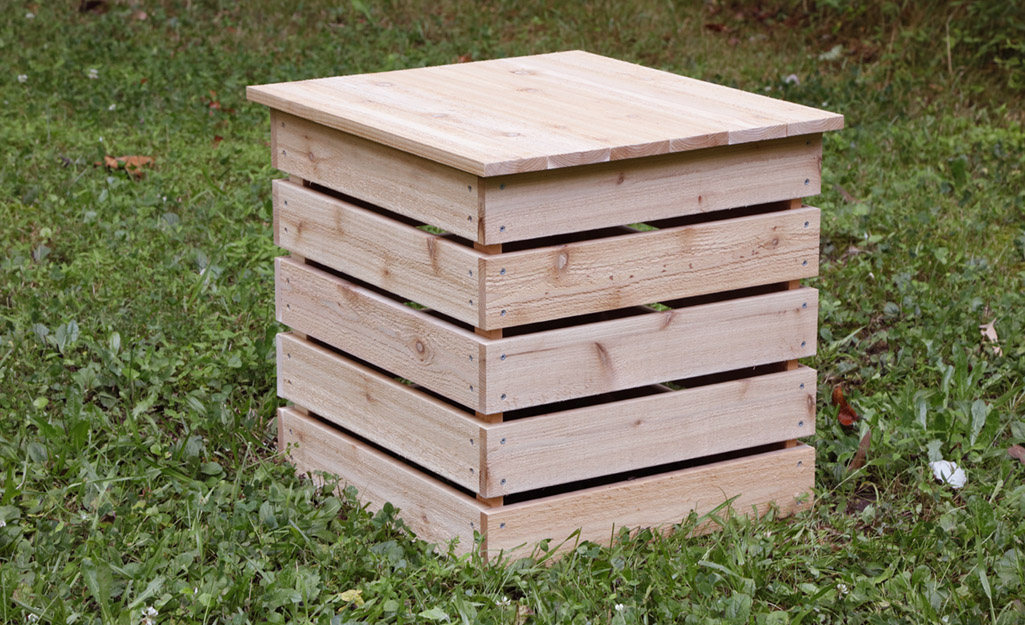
[2,1,1024,623]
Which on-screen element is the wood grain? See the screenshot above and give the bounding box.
[276,257,481,408]
[277,332,481,491]
[482,288,818,412]
[248,51,842,176]
[481,367,816,495]
[271,110,479,240]
[274,179,479,325]
[278,407,484,552]
[478,135,821,244]
[483,444,815,556]
[482,206,821,327]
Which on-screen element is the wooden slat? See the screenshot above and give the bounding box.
[483,288,817,412]
[271,110,480,240]
[479,135,821,244]
[248,51,842,176]
[278,407,484,552]
[481,367,816,496]
[482,206,821,328]
[532,51,844,144]
[274,180,479,326]
[278,257,817,413]
[483,444,814,556]
[276,332,481,491]
[276,257,481,409]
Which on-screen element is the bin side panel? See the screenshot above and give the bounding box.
[483,444,814,556]
[277,332,481,492]
[275,179,479,326]
[485,288,818,412]
[481,134,821,244]
[271,110,479,241]
[482,366,816,496]
[483,206,820,328]
[278,407,483,553]
[276,257,480,409]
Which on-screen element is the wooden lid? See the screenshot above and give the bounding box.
[247,50,843,177]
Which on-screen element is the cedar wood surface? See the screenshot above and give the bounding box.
[276,257,818,413]
[279,406,814,558]
[275,179,821,329]
[248,50,843,176]
[278,332,817,496]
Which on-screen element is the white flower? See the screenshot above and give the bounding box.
[929,460,967,489]
[27,614,39,623]
[144,606,158,617]
[614,604,625,612]
[141,617,153,625]
[0,519,6,528]
[108,104,116,111]
[18,74,28,83]
[26,12,35,19]
[784,74,800,85]
[88,68,99,80]
[496,596,511,607]
[836,582,849,596]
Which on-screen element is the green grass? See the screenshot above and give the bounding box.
[2,1,1024,623]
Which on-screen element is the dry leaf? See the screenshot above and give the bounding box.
[979,320,1002,356]
[847,428,871,472]
[99,155,154,178]
[832,385,860,427]
[1008,445,1025,465]
[212,135,224,148]
[457,54,473,63]
[834,183,860,204]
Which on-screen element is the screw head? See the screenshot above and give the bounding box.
[500,393,506,400]
[804,178,810,185]
[500,438,506,445]
[500,268,506,275]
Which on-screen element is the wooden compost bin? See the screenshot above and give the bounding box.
[247,51,843,558]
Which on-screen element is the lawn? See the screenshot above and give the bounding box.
[1,1,1024,624]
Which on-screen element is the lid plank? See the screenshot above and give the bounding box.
[248,50,843,177]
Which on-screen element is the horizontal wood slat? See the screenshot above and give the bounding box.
[278,407,483,550]
[483,288,817,412]
[276,256,481,409]
[274,180,480,326]
[483,366,816,496]
[271,110,480,241]
[277,257,817,413]
[277,332,481,491]
[480,134,821,244]
[483,444,814,557]
[483,206,821,328]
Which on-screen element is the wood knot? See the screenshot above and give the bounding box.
[415,340,425,354]
[555,251,569,271]
[616,172,625,185]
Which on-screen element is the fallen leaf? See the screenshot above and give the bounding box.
[78,0,108,13]
[833,183,860,204]
[98,155,154,178]
[212,135,224,148]
[979,320,1002,356]
[847,428,871,472]
[338,589,364,607]
[1008,445,1025,465]
[704,23,729,32]
[457,54,473,63]
[832,385,860,427]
